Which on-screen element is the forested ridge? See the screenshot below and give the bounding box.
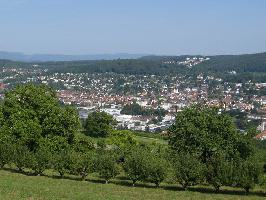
[1,52,266,75]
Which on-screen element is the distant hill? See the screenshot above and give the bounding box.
[0,51,146,62]
[197,52,266,73]
[1,52,266,76]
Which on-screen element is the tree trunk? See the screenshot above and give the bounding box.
[215,186,220,193]
[81,173,87,181]
[132,180,136,187]
[245,187,250,195]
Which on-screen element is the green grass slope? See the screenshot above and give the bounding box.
[0,169,265,200]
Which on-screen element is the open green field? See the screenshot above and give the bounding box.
[1,169,265,200]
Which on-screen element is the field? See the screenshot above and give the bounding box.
[1,169,265,200]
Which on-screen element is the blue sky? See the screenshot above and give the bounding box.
[0,0,265,55]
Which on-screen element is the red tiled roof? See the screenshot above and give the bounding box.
[255,131,266,140]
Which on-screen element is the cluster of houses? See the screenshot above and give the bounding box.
[1,65,266,137]
[163,57,210,68]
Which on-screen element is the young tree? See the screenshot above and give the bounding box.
[146,154,168,187]
[172,152,205,190]
[69,151,94,181]
[93,151,120,183]
[205,153,234,192]
[12,143,32,172]
[29,145,52,175]
[123,146,150,186]
[235,158,261,194]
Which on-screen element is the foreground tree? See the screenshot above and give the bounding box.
[0,136,13,168]
[168,106,254,162]
[0,84,81,151]
[52,148,72,177]
[29,142,53,175]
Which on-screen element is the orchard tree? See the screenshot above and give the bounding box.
[171,152,205,189]
[69,151,94,181]
[12,143,32,172]
[29,141,53,175]
[0,136,13,168]
[106,130,137,149]
[146,154,168,187]
[123,146,150,186]
[52,148,72,177]
[84,111,116,137]
[235,158,261,194]
[205,153,234,192]
[0,83,81,151]
[93,151,120,183]
[168,105,253,163]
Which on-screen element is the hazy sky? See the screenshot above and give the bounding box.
[0,0,265,55]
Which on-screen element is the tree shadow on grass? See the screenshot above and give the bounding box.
[163,185,266,197]
[3,167,35,177]
[110,179,162,189]
[3,168,266,197]
[43,174,82,182]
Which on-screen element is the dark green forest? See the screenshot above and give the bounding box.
[1,53,266,79]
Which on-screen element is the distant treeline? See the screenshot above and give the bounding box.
[121,103,168,117]
[1,52,266,82]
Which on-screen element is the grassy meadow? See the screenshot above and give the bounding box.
[0,168,265,200]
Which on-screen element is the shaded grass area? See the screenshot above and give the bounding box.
[0,168,266,200]
[134,135,168,145]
